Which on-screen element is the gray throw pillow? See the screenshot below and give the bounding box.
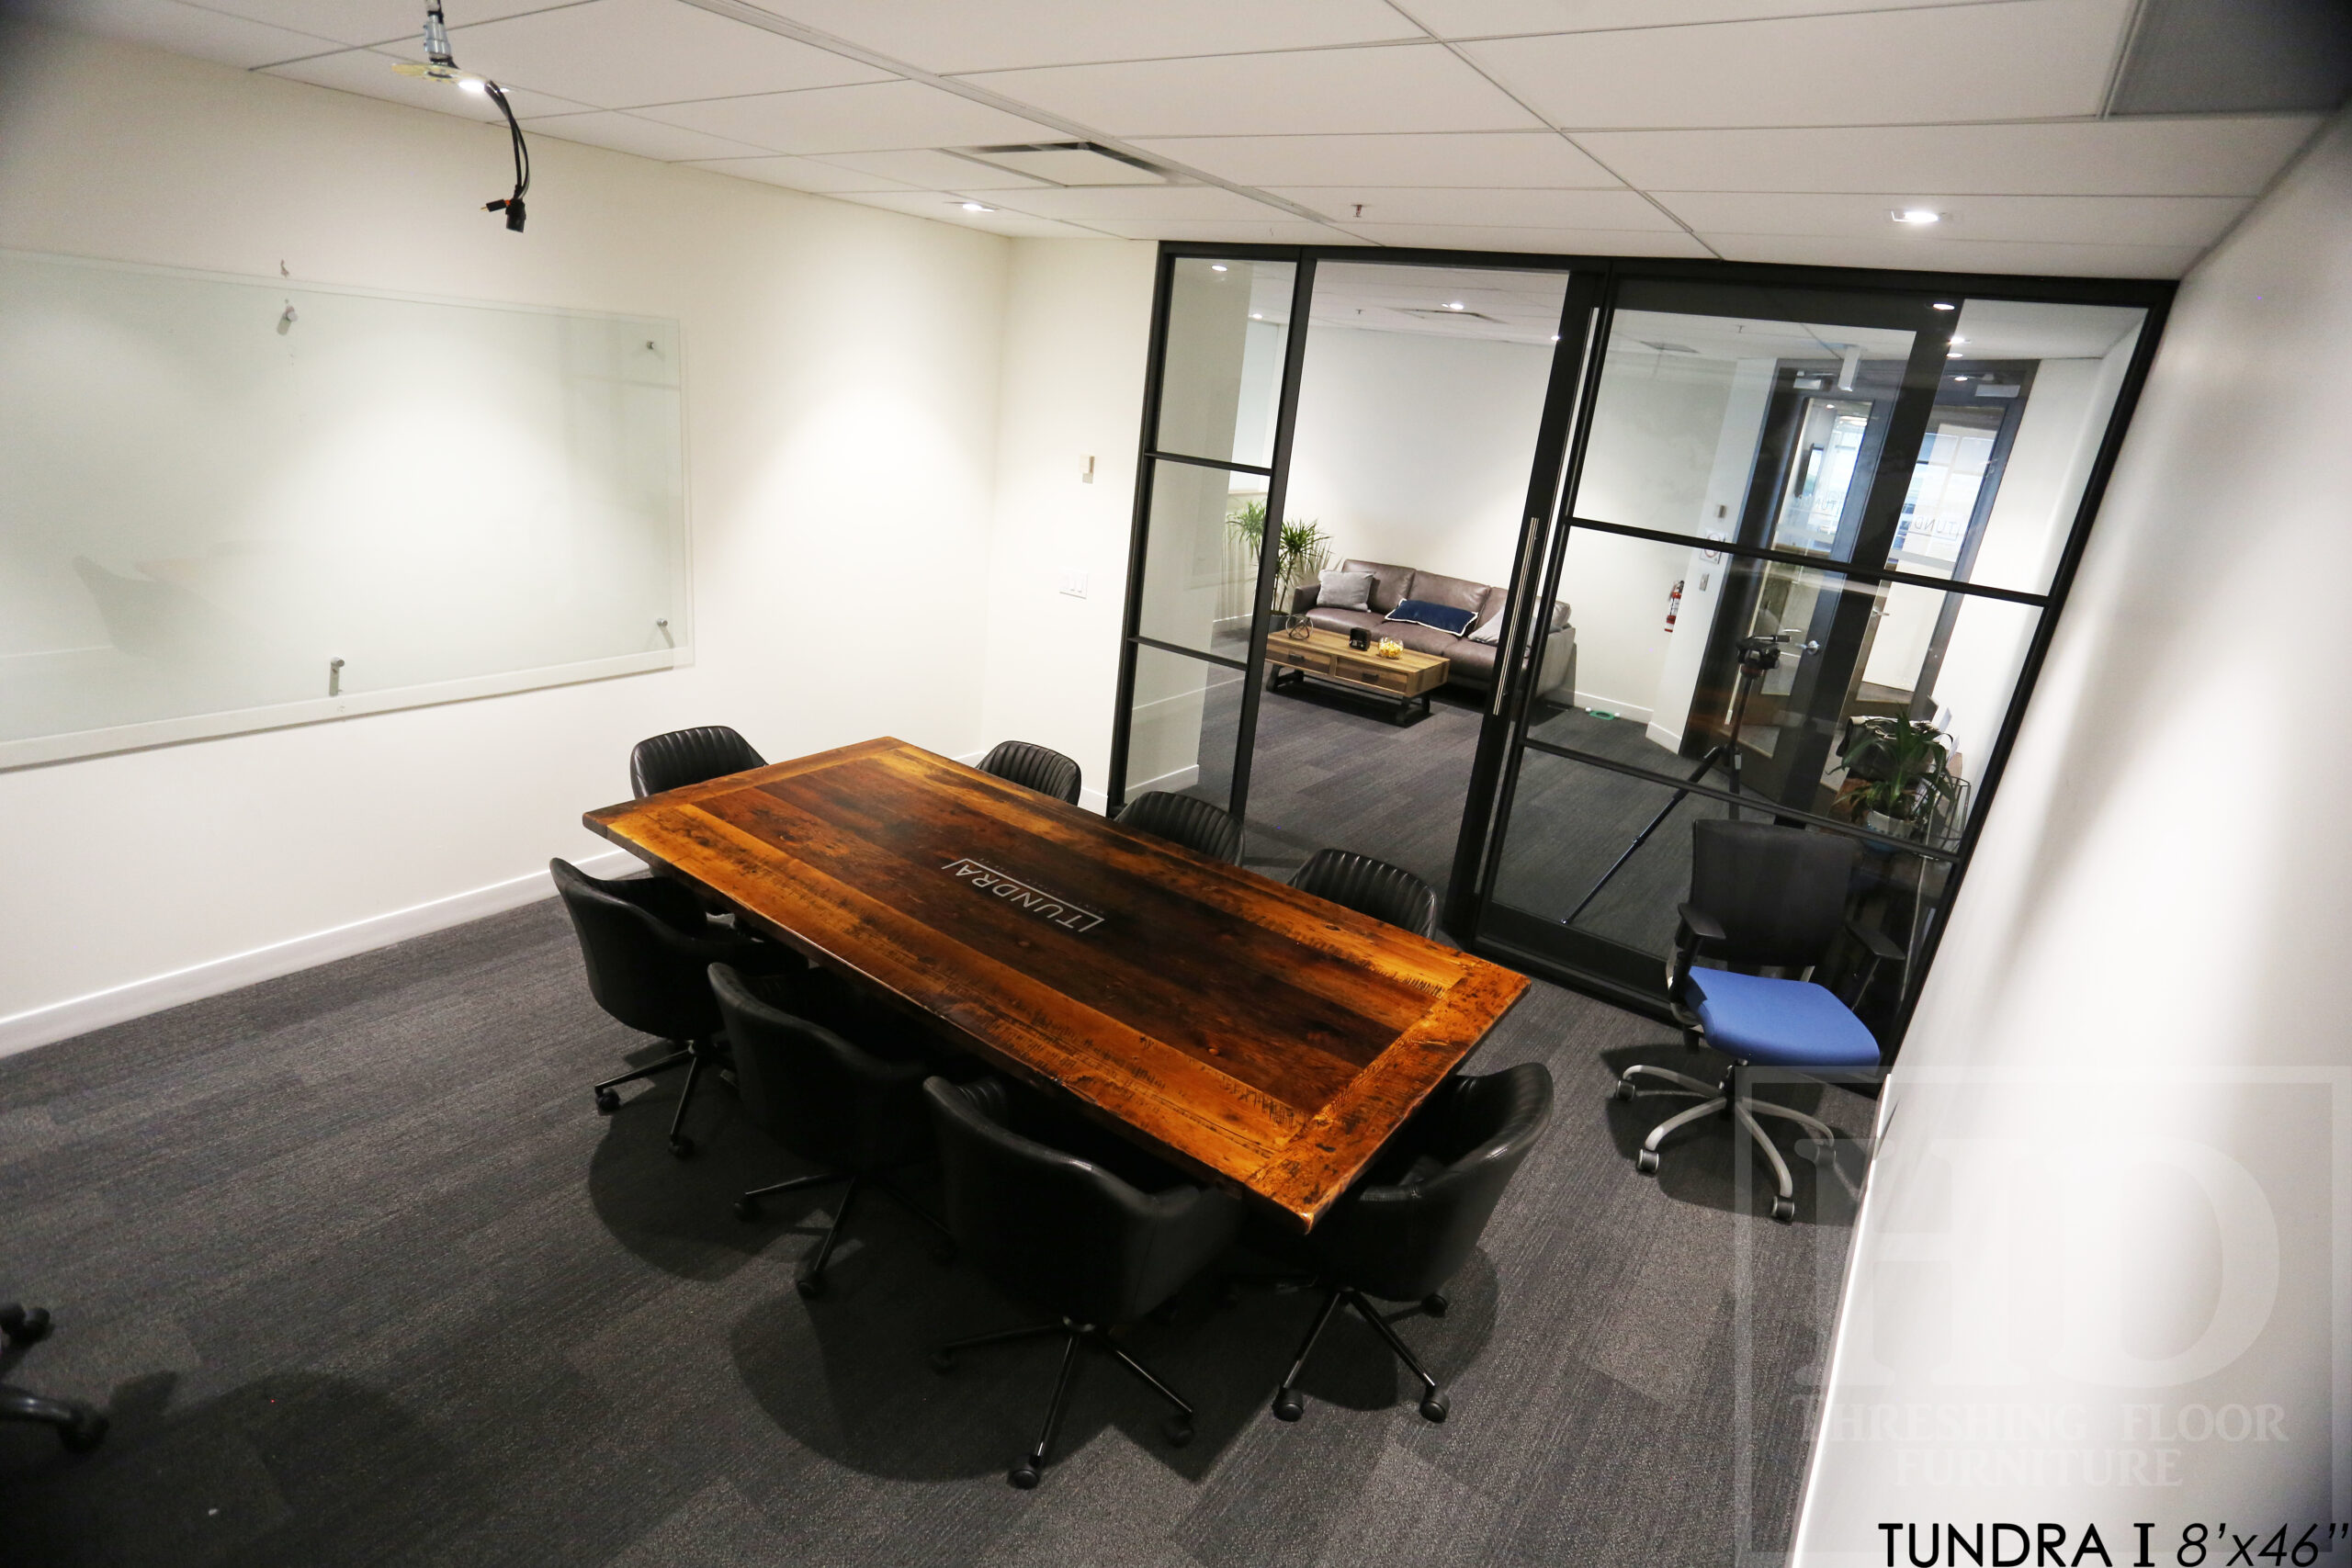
[1467,611,1505,644]
[1317,569,1374,612]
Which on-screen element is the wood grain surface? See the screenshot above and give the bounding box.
[584,738,1528,1229]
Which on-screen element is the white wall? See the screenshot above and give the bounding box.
[1283,324,1555,592]
[0,26,1016,1047]
[976,239,1157,813]
[1793,109,2349,1563]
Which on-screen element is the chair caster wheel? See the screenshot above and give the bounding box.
[1272,1392,1304,1423]
[1160,1417,1194,1448]
[1418,1392,1450,1423]
[3,1305,52,1346]
[594,1088,619,1114]
[669,1134,695,1158]
[1007,1462,1041,1490]
[61,1410,107,1452]
[1611,1078,1636,1101]
[1771,1197,1795,1224]
[733,1198,757,1222]
[1421,1292,1448,1317]
[1634,1149,1659,1175]
[929,1348,956,1373]
[795,1274,826,1301]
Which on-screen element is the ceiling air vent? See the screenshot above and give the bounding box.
[954,142,1174,186]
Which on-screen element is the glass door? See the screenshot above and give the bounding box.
[1464,277,2149,1038]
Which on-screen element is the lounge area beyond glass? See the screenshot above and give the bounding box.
[1111,248,2168,1047]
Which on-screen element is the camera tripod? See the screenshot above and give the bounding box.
[1560,630,1816,927]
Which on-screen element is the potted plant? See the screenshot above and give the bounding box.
[1227,505,1331,633]
[1837,716,1961,837]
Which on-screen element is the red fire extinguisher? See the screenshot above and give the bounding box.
[1664,578,1684,632]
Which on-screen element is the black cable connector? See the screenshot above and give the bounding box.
[481,78,530,233]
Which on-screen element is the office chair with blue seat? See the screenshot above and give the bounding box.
[1613,820,1900,1223]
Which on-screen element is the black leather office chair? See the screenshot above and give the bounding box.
[1288,849,1439,939]
[1613,821,1896,1221]
[709,963,952,1298]
[629,725,765,798]
[1,1303,106,1452]
[1262,1063,1553,1425]
[551,858,791,1156]
[922,1076,1240,1488]
[978,740,1082,807]
[1115,791,1242,863]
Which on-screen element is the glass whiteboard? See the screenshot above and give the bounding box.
[0,250,689,768]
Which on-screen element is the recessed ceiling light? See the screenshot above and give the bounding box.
[458,76,486,94]
[1210,264,1227,272]
[1892,209,1944,225]
[1551,334,1560,343]
[1931,301,1957,310]
[1948,351,1964,358]
[1443,301,1465,310]
[1250,312,1263,320]
[960,201,995,213]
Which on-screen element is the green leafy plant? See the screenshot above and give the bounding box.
[1227,504,1330,606]
[1838,716,1961,823]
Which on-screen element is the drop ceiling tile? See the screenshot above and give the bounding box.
[988,185,1302,223]
[1398,0,1986,36]
[23,0,346,67]
[1266,186,1677,229]
[167,0,554,50]
[1132,130,1622,188]
[1579,116,2327,197]
[1340,220,1713,255]
[641,79,1064,153]
[831,192,1117,238]
[522,109,776,161]
[1655,190,2249,247]
[682,154,920,192]
[815,149,1052,190]
[1084,218,1371,243]
[1702,231,2204,277]
[1460,0,2132,128]
[266,47,595,121]
[740,0,1418,73]
[445,0,892,111]
[960,43,1546,138]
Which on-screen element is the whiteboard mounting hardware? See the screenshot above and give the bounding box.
[328,657,345,697]
[278,303,298,334]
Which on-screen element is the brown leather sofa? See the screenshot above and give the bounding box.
[1288,558,1577,699]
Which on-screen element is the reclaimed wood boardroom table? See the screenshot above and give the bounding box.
[584,737,1529,1231]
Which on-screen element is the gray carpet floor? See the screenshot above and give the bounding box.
[0,893,1870,1567]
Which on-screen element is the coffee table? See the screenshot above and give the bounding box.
[1263,625,1451,724]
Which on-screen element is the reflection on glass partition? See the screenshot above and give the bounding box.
[1123,642,1245,813]
[1154,257,1295,468]
[0,250,687,768]
[1136,459,1266,663]
[1570,300,1916,560]
[1538,527,2039,845]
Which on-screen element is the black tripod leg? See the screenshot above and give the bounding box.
[1562,745,1729,926]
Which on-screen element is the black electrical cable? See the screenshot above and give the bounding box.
[481,79,530,232]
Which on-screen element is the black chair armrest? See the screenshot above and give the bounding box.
[1845,918,1907,963]
[1675,903,1727,943]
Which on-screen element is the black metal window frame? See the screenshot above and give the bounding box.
[1108,241,2175,1041]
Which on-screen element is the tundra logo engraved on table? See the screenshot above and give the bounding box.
[941,858,1103,933]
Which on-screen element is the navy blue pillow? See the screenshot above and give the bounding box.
[1385,598,1477,637]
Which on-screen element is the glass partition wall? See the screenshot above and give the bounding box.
[1113,248,2168,1050]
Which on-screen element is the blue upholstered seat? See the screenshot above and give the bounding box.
[1682,968,1882,1069]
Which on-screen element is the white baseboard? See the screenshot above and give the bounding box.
[0,847,639,1060]
[1571,691,1655,725]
